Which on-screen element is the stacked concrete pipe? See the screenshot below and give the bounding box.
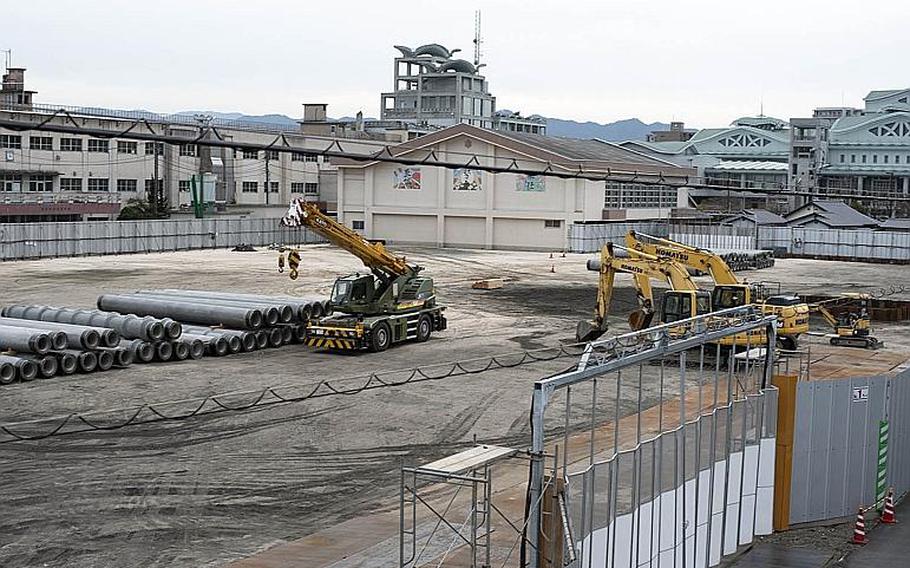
[0,325,53,354]
[98,294,264,330]
[1,305,176,342]
[0,317,104,350]
[0,355,38,382]
[154,289,327,321]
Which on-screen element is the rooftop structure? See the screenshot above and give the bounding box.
[380,43,496,129]
[784,199,880,229]
[491,109,546,135]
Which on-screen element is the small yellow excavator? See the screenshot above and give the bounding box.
[813,294,882,349]
[576,243,712,343]
[625,230,809,349]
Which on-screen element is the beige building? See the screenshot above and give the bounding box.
[337,124,694,250]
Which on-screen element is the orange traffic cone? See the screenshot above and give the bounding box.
[882,488,898,524]
[549,252,554,259]
[550,264,556,273]
[852,508,869,544]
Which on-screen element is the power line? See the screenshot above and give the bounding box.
[3,109,909,202]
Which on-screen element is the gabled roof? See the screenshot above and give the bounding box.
[335,123,695,178]
[784,200,879,228]
[879,218,910,230]
[829,110,910,134]
[865,89,910,101]
[725,208,787,225]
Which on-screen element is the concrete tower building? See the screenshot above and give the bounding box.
[380,44,495,129]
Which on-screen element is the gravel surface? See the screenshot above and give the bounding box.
[0,247,908,567]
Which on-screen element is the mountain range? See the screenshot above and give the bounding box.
[174,111,667,141]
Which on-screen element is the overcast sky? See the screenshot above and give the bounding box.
[3,0,906,128]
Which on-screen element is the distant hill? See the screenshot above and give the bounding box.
[173,110,667,141]
[545,117,668,141]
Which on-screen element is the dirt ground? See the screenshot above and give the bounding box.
[0,246,908,567]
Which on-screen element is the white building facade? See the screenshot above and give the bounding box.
[336,124,694,250]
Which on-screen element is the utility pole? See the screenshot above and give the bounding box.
[265,152,270,206]
[151,144,160,215]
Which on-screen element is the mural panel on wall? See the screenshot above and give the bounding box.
[452,168,482,191]
[516,174,545,192]
[393,167,422,190]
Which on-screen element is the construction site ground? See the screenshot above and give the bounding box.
[1,246,909,568]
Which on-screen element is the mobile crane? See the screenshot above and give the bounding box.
[625,230,809,350]
[576,243,713,342]
[813,294,882,349]
[279,199,446,351]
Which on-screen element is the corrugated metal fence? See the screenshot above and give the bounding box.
[569,222,910,263]
[789,367,910,525]
[0,217,322,260]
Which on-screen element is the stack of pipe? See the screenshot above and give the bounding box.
[152,290,330,321]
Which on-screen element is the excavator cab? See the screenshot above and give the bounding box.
[661,290,713,324]
[711,284,751,310]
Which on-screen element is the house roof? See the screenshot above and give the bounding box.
[865,89,909,101]
[737,208,788,225]
[335,123,696,178]
[785,200,880,228]
[879,218,910,230]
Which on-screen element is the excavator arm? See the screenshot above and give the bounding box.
[576,243,704,342]
[625,230,740,285]
[281,199,416,280]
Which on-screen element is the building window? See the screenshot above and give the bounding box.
[145,179,163,193]
[28,175,54,192]
[87,178,109,192]
[544,220,563,229]
[60,138,82,152]
[791,164,798,175]
[241,181,258,193]
[265,150,279,161]
[0,135,22,149]
[604,183,678,209]
[117,179,138,192]
[896,155,901,164]
[145,142,164,156]
[851,154,856,163]
[60,178,82,191]
[0,174,23,191]
[117,141,138,154]
[304,182,318,195]
[862,155,867,163]
[884,155,889,164]
[178,180,191,192]
[269,181,279,193]
[291,152,306,162]
[306,153,319,162]
[839,154,845,163]
[290,182,305,193]
[873,155,878,164]
[88,139,109,153]
[29,136,53,151]
[179,144,197,157]
[237,149,256,159]
[352,220,365,230]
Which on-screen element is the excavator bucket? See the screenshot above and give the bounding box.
[628,309,654,331]
[576,319,606,343]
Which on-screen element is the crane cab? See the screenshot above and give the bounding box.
[330,274,378,314]
[660,290,713,324]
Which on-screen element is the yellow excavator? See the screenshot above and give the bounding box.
[279,200,446,351]
[813,294,882,349]
[625,230,809,350]
[576,243,712,342]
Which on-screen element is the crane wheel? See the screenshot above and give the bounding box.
[416,315,432,342]
[370,322,392,352]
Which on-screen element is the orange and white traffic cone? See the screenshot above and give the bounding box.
[882,488,898,524]
[852,508,869,544]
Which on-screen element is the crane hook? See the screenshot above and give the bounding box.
[288,249,301,280]
[277,252,285,274]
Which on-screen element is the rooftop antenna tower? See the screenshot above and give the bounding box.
[1,50,11,72]
[473,10,483,67]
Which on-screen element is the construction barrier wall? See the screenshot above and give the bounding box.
[0,217,322,260]
[789,368,910,525]
[569,221,910,263]
[565,388,778,568]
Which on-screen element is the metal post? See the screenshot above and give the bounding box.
[265,152,271,206]
[590,379,598,465]
[528,384,548,568]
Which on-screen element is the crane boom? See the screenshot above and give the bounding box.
[282,199,415,279]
